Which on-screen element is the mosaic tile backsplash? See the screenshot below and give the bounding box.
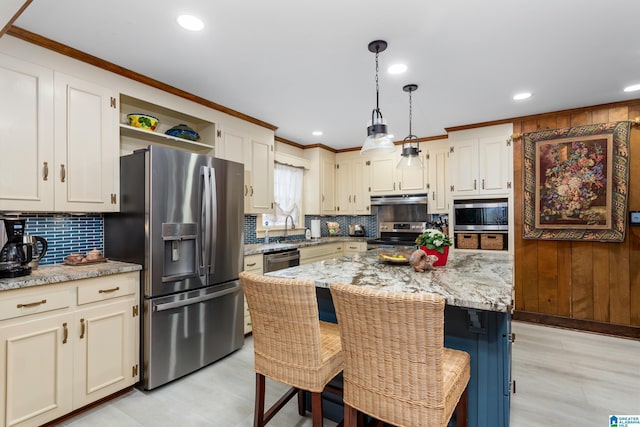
[20,215,104,266]
[243,214,378,244]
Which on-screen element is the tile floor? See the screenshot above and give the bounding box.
[58,321,640,427]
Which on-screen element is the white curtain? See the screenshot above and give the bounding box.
[273,162,303,221]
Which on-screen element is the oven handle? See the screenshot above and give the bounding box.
[153,286,240,312]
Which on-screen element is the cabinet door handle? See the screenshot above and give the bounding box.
[433,192,436,200]
[246,262,256,267]
[250,186,254,196]
[348,195,351,203]
[17,299,47,308]
[62,322,68,344]
[43,162,49,181]
[399,182,402,190]
[349,246,357,249]
[244,185,248,196]
[482,178,485,189]
[80,318,86,339]
[353,195,356,203]
[322,195,325,202]
[99,286,120,294]
[60,164,66,183]
[473,179,477,190]
[393,182,396,191]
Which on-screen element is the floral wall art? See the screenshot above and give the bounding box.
[523,121,630,242]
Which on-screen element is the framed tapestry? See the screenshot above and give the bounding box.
[523,121,630,242]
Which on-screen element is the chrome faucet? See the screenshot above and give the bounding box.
[283,215,295,241]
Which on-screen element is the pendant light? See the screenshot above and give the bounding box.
[361,40,395,155]
[396,84,423,171]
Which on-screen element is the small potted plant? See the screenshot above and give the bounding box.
[415,229,452,266]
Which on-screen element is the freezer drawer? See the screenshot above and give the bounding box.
[142,281,244,390]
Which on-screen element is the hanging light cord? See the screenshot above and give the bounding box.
[408,88,413,137]
[375,48,380,113]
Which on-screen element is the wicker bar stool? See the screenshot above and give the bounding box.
[330,283,470,427]
[239,271,343,427]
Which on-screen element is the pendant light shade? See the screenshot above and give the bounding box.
[361,40,395,155]
[397,84,423,170]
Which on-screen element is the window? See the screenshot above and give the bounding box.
[262,162,303,228]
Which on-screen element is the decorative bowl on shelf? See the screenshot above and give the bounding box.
[127,113,159,131]
[165,124,200,141]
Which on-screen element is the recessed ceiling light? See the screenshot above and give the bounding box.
[388,64,407,75]
[177,15,204,31]
[513,92,532,100]
[623,84,640,92]
[312,131,323,136]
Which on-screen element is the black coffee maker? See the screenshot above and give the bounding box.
[0,219,33,278]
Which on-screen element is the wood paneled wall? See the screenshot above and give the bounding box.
[513,101,640,331]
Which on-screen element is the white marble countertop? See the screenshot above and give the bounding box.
[267,248,514,312]
[0,261,142,291]
[244,237,367,255]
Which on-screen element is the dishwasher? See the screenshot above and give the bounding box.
[263,248,300,272]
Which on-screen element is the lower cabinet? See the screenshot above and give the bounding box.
[0,272,139,427]
[299,242,344,265]
[343,241,367,255]
[242,254,264,334]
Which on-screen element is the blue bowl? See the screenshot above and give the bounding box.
[165,124,200,141]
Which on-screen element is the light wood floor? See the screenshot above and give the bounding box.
[59,321,639,426]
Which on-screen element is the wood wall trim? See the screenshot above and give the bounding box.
[6,26,279,132]
[274,136,305,149]
[514,310,640,340]
[445,98,640,133]
[0,0,31,38]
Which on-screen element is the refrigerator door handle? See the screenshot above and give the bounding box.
[153,285,240,312]
[209,166,217,276]
[200,166,212,273]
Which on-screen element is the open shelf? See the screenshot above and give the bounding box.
[119,124,213,152]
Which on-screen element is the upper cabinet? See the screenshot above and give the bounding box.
[335,153,371,215]
[0,54,119,212]
[448,124,513,197]
[55,72,119,212]
[424,139,449,214]
[303,147,335,215]
[369,146,426,195]
[215,124,274,215]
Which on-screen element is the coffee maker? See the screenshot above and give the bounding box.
[0,219,48,278]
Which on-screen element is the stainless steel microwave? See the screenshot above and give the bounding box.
[453,199,508,231]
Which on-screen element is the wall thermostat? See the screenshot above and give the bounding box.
[630,211,640,226]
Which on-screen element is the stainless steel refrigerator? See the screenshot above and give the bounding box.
[105,145,244,390]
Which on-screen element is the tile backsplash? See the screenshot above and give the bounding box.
[13,215,104,266]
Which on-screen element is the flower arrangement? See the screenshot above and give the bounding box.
[415,229,452,254]
[540,140,606,220]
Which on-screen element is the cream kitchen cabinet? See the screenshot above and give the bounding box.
[216,125,274,215]
[0,272,139,427]
[343,241,367,254]
[449,135,512,197]
[303,147,336,215]
[335,156,371,215]
[369,146,426,195]
[0,53,54,212]
[242,254,263,334]
[299,242,343,264]
[0,54,119,213]
[425,139,449,214]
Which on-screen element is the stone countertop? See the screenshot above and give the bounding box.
[267,248,514,313]
[244,237,367,255]
[0,261,142,292]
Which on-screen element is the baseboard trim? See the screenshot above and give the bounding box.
[513,310,640,340]
[41,386,135,426]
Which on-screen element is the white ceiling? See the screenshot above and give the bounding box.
[13,0,640,150]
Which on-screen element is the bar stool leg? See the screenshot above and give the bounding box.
[343,403,358,427]
[311,391,324,426]
[298,390,306,415]
[254,373,266,427]
[456,387,468,427]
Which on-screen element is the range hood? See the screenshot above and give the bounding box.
[370,194,429,205]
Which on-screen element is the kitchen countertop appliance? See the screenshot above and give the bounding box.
[348,224,365,237]
[0,219,48,278]
[105,146,245,390]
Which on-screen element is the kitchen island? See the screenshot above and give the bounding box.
[268,248,513,427]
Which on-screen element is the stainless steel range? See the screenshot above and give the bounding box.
[367,194,440,249]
